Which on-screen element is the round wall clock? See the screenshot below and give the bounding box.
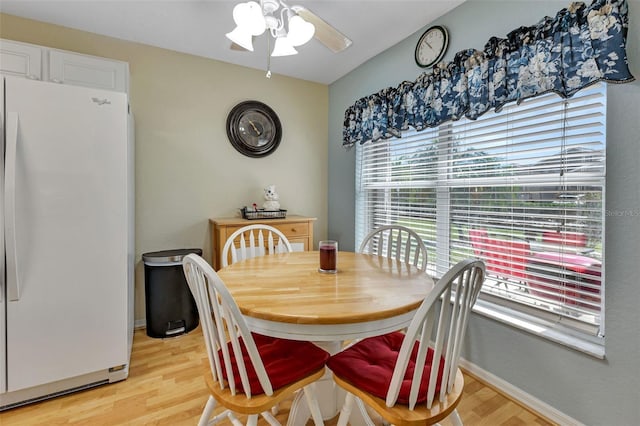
[415,25,449,68]
[226,100,282,158]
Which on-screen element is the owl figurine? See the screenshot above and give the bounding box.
[262,185,281,211]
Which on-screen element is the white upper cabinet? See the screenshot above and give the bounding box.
[0,39,129,93]
[48,49,129,93]
[0,39,43,80]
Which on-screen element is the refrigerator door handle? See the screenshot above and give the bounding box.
[5,112,21,301]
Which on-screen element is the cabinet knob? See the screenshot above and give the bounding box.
[50,78,63,84]
[26,74,40,80]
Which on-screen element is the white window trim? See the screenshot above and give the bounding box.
[472,299,605,359]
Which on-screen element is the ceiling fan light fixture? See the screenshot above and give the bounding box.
[286,15,315,47]
[226,0,351,74]
[232,1,266,35]
[271,36,298,57]
[226,26,255,51]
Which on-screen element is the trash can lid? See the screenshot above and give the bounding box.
[142,248,203,264]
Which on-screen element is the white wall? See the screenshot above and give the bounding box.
[328,1,640,424]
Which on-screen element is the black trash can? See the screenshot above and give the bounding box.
[142,248,201,338]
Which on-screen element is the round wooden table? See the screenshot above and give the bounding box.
[217,251,435,341]
[217,251,435,425]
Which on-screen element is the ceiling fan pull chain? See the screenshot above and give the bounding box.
[266,35,272,78]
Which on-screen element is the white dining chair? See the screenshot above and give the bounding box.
[359,225,429,272]
[182,253,328,426]
[327,258,485,426]
[221,224,293,268]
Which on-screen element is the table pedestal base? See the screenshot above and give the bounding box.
[286,341,373,426]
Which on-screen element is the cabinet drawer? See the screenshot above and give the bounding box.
[225,222,309,239]
[277,222,309,238]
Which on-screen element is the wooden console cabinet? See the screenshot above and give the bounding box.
[210,215,316,270]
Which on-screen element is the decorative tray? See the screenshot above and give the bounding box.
[241,207,287,220]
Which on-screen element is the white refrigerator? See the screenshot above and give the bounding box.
[0,76,134,409]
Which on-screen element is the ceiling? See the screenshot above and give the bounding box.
[0,1,465,84]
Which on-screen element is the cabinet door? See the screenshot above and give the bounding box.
[49,49,129,93]
[288,239,307,252]
[0,39,43,80]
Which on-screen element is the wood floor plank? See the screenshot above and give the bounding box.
[0,326,556,425]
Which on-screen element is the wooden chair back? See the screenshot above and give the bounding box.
[542,231,587,247]
[182,253,328,425]
[328,259,485,425]
[468,228,489,257]
[387,258,485,410]
[182,253,273,398]
[483,238,530,280]
[359,225,429,272]
[469,229,530,280]
[221,224,293,268]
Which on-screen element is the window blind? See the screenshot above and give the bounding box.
[356,83,606,340]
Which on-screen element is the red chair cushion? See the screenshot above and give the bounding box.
[327,332,445,405]
[220,333,329,395]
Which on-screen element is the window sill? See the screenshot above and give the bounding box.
[471,299,606,359]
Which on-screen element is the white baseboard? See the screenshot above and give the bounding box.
[134,319,146,329]
[459,358,583,426]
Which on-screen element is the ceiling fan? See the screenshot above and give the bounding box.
[226,0,352,57]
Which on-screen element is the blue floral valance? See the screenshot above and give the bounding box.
[343,0,635,148]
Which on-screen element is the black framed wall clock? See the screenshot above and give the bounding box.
[415,25,449,68]
[226,100,282,158]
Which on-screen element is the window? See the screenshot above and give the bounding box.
[355,83,606,356]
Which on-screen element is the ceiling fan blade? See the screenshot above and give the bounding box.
[229,34,259,52]
[230,41,249,51]
[291,6,352,53]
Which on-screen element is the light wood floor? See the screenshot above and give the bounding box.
[0,327,555,425]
